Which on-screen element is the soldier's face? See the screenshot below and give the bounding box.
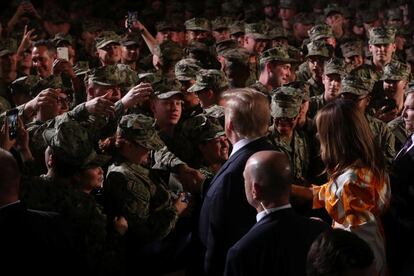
[186,30,209,43]
[325,13,344,28]
[369,43,396,64]
[213,29,230,43]
[121,45,139,62]
[322,73,342,102]
[90,84,121,102]
[279,8,296,21]
[32,46,55,78]
[308,56,325,79]
[271,62,291,87]
[0,53,17,76]
[344,55,363,70]
[383,79,407,99]
[275,116,298,136]
[293,23,313,39]
[97,43,121,65]
[198,135,229,164]
[171,31,186,47]
[244,36,266,54]
[77,166,104,191]
[156,30,172,43]
[57,89,71,114]
[403,93,414,132]
[231,34,245,47]
[264,6,277,18]
[152,95,182,127]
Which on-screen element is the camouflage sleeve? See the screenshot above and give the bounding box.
[0,96,11,114]
[380,124,396,171]
[106,171,178,244]
[152,145,186,171]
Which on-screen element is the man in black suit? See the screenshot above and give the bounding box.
[0,149,80,275]
[224,151,329,276]
[198,88,276,275]
[385,91,414,275]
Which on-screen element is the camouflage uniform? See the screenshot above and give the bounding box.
[305,40,331,97]
[0,38,18,112]
[244,23,268,86]
[388,116,410,151]
[105,114,178,246]
[268,86,310,182]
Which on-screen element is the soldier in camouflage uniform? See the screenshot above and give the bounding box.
[304,40,331,97]
[340,75,396,169]
[268,86,310,183]
[184,18,211,44]
[220,48,250,88]
[211,17,232,43]
[229,20,245,48]
[0,38,18,113]
[308,57,346,118]
[9,75,39,107]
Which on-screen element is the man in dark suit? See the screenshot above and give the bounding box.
[384,91,414,275]
[198,88,276,275]
[224,151,329,276]
[0,149,80,275]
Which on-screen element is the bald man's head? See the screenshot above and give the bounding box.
[243,151,292,208]
[0,149,21,206]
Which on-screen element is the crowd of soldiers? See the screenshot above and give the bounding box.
[0,0,413,275]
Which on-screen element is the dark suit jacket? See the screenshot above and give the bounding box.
[0,202,81,275]
[198,137,275,275]
[224,208,329,276]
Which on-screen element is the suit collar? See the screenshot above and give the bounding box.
[253,207,294,229]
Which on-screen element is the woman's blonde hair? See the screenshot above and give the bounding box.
[315,99,386,180]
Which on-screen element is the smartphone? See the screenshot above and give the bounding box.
[127,11,139,30]
[57,47,69,61]
[6,108,19,140]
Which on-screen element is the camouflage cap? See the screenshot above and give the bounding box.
[153,83,183,99]
[52,33,73,46]
[174,58,202,81]
[156,21,174,32]
[0,38,17,56]
[245,23,268,40]
[386,8,403,21]
[185,18,211,32]
[279,0,297,9]
[183,114,225,143]
[340,75,373,96]
[43,120,110,169]
[259,46,295,65]
[340,40,363,58]
[305,40,331,59]
[362,9,379,23]
[95,31,121,49]
[138,72,162,84]
[31,75,71,97]
[324,58,346,76]
[120,32,141,47]
[221,49,250,66]
[308,24,334,42]
[266,25,287,40]
[324,3,343,17]
[381,60,411,81]
[368,26,396,45]
[216,39,240,56]
[87,65,121,86]
[212,17,231,31]
[271,87,302,118]
[10,75,40,95]
[284,80,310,101]
[229,21,245,36]
[291,13,314,25]
[187,69,229,92]
[117,114,164,150]
[154,41,183,63]
[73,61,90,76]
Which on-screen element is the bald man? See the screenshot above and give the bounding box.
[224,151,329,276]
[0,149,80,275]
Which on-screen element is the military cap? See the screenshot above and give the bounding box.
[43,120,110,169]
[73,61,90,76]
[287,46,302,64]
[183,114,225,143]
[266,25,287,40]
[185,18,211,32]
[279,0,297,9]
[284,80,310,101]
[187,69,229,93]
[52,33,73,46]
[137,72,162,84]
[340,41,363,58]
[156,21,175,32]
[368,26,396,45]
[31,75,71,97]
[305,41,330,58]
[174,58,202,81]
[271,87,302,118]
[10,75,40,95]
[117,114,164,150]
[204,104,225,120]
[324,58,346,76]
[221,49,250,66]
[229,21,245,36]
[87,65,121,86]
[259,46,295,65]
[381,60,411,81]
[120,32,141,47]
[0,38,17,56]
[245,23,268,40]
[153,83,183,99]
[324,3,343,17]
[308,24,334,42]
[362,9,379,23]
[386,8,403,21]
[340,75,373,96]
[216,39,240,56]
[154,41,183,62]
[291,13,314,25]
[212,17,231,31]
[95,31,121,49]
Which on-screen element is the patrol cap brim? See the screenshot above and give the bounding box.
[271,103,301,118]
[247,33,269,40]
[154,90,184,99]
[176,74,193,81]
[187,83,207,93]
[135,133,165,151]
[0,49,15,56]
[121,40,140,46]
[97,40,120,49]
[340,88,369,96]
